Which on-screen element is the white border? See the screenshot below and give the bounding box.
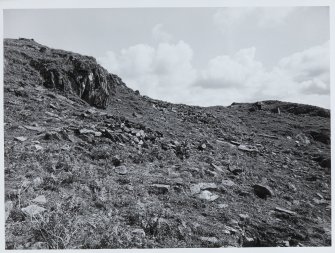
[0,1,334,253]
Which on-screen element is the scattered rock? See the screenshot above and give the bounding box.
[45,111,60,118]
[200,236,219,245]
[132,228,146,237]
[24,125,45,132]
[15,136,27,142]
[115,165,128,175]
[31,242,48,249]
[112,155,122,166]
[221,179,235,187]
[32,195,47,205]
[295,133,310,145]
[33,177,43,188]
[43,131,61,140]
[149,184,170,195]
[5,201,14,221]
[21,204,46,217]
[198,190,219,201]
[190,183,217,195]
[239,214,250,221]
[238,144,259,153]
[274,207,297,216]
[198,143,207,150]
[218,203,229,209]
[78,128,96,135]
[253,184,273,199]
[34,144,43,151]
[210,163,224,172]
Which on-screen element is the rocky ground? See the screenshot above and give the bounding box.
[4,38,331,249]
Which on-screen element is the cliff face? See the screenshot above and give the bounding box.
[4,39,331,249]
[4,38,126,108]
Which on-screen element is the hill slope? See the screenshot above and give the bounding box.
[4,38,331,249]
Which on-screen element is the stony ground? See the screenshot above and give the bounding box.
[4,38,331,249]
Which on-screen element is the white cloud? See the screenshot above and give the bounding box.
[277,41,330,95]
[194,47,264,89]
[99,23,330,109]
[98,40,197,102]
[191,41,330,108]
[213,7,296,31]
[152,24,173,42]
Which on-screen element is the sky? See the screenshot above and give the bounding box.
[3,7,330,108]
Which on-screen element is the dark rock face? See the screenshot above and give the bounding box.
[4,38,124,109]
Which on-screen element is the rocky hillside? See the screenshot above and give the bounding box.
[4,38,331,249]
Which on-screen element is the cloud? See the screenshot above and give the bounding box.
[98,39,197,102]
[213,7,296,31]
[277,41,330,95]
[191,41,330,108]
[152,24,173,42]
[194,47,264,89]
[98,23,330,109]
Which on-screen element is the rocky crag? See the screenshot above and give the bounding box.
[4,38,331,249]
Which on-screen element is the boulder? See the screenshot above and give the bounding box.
[198,190,219,201]
[21,204,46,217]
[253,184,273,199]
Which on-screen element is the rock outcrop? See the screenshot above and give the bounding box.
[4,38,124,108]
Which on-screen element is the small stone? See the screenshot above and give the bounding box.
[33,177,43,188]
[288,183,297,192]
[253,184,273,199]
[218,203,229,209]
[94,132,102,137]
[21,204,46,217]
[210,163,224,172]
[111,156,122,166]
[15,136,27,142]
[32,195,47,205]
[149,184,170,194]
[274,207,297,216]
[190,183,217,195]
[43,132,61,141]
[138,140,144,145]
[238,144,259,153]
[78,128,95,135]
[24,125,45,132]
[222,179,235,187]
[132,228,146,237]
[239,214,250,221]
[115,165,127,175]
[243,237,257,247]
[35,144,43,151]
[200,236,219,244]
[225,225,238,233]
[283,241,290,247]
[45,111,59,118]
[5,201,14,221]
[198,190,219,201]
[22,179,31,188]
[31,242,48,249]
[198,143,206,150]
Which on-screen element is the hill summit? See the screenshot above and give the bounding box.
[4,38,331,249]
